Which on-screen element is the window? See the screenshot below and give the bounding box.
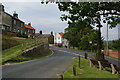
[14,29,16,32]
[21,30,23,34]
[58,37,60,40]
[13,20,16,25]
[28,35,30,38]
[10,27,12,31]
[28,29,29,33]
[2,26,5,30]
[20,23,23,27]
[33,30,35,33]
[18,29,20,32]
[25,32,26,34]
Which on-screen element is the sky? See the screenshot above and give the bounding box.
[1,1,119,40]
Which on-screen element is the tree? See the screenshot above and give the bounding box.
[57,2,120,61]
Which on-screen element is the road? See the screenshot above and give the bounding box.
[2,46,120,79]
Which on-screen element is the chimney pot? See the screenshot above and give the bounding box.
[0,3,4,12]
[13,11,18,18]
[51,31,53,35]
[28,23,31,26]
[40,30,42,35]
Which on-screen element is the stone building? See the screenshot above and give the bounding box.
[0,4,12,31]
[12,11,24,34]
[24,23,35,38]
[35,31,54,44]
[0,3,36,38]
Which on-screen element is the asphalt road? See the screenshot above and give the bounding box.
[2,46,120,78]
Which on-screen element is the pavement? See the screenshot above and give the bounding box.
[2,46,120,78]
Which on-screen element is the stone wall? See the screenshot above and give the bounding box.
[2,30,16,37]
[22,43,49,57]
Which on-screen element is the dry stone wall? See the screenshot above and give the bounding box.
[22,43,49,57]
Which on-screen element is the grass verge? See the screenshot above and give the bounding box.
[2,49,52,65]
[105,55,120,61]
[63,58,120,79]
[1,36,48,65]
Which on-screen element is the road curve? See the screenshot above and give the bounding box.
[2,46,120,79]
[2,46,76,78]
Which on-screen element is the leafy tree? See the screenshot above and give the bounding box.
[57,2,120,61]
[112,39,120,50]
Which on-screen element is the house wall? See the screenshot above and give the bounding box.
[62,38,69,48]
[54,33,62,44]
[48,35,54,44]
[12,18,24,34]
[26,29,35,38]
[2,12,12,31]
[2,30,16,37]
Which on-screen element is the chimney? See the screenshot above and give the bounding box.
[51,31,53,35]
[13,11,18,18]
[0,3,4,12]
[28,23,31,26]
[40,30,42,35]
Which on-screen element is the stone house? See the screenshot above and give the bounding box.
[24,23,35,38]
[0,4,13,32]
[0,3,35,38]
[35,31,54,44]
[12,11,25,34]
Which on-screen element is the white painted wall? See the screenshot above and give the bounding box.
[62,38,69,47]
[54,33,62,44]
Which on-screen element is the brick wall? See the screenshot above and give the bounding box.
[104,49,120,58]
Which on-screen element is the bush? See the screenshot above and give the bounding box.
[58,43,62,47]
[17,33,28,38]
[17,33,23,37]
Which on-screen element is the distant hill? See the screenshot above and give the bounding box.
[103,40,112,44]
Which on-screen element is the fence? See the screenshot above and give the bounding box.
[104,49,120,58]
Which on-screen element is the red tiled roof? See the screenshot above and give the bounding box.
[24,24,35,30]
[59,32,64,37]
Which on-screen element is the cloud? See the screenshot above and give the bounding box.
[101,23,118,40]
[2,2,118,40]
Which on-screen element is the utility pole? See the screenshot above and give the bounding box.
[106,21,109,56]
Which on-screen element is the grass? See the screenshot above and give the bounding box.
[105,55,120,61]
[2,49,52,65]
[1,36,47,65]
[63,58,120,79]
[71,48,120,61]
[70,48,96,54]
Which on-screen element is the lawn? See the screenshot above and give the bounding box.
[1,36,49,65]
[63,58,120,80]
